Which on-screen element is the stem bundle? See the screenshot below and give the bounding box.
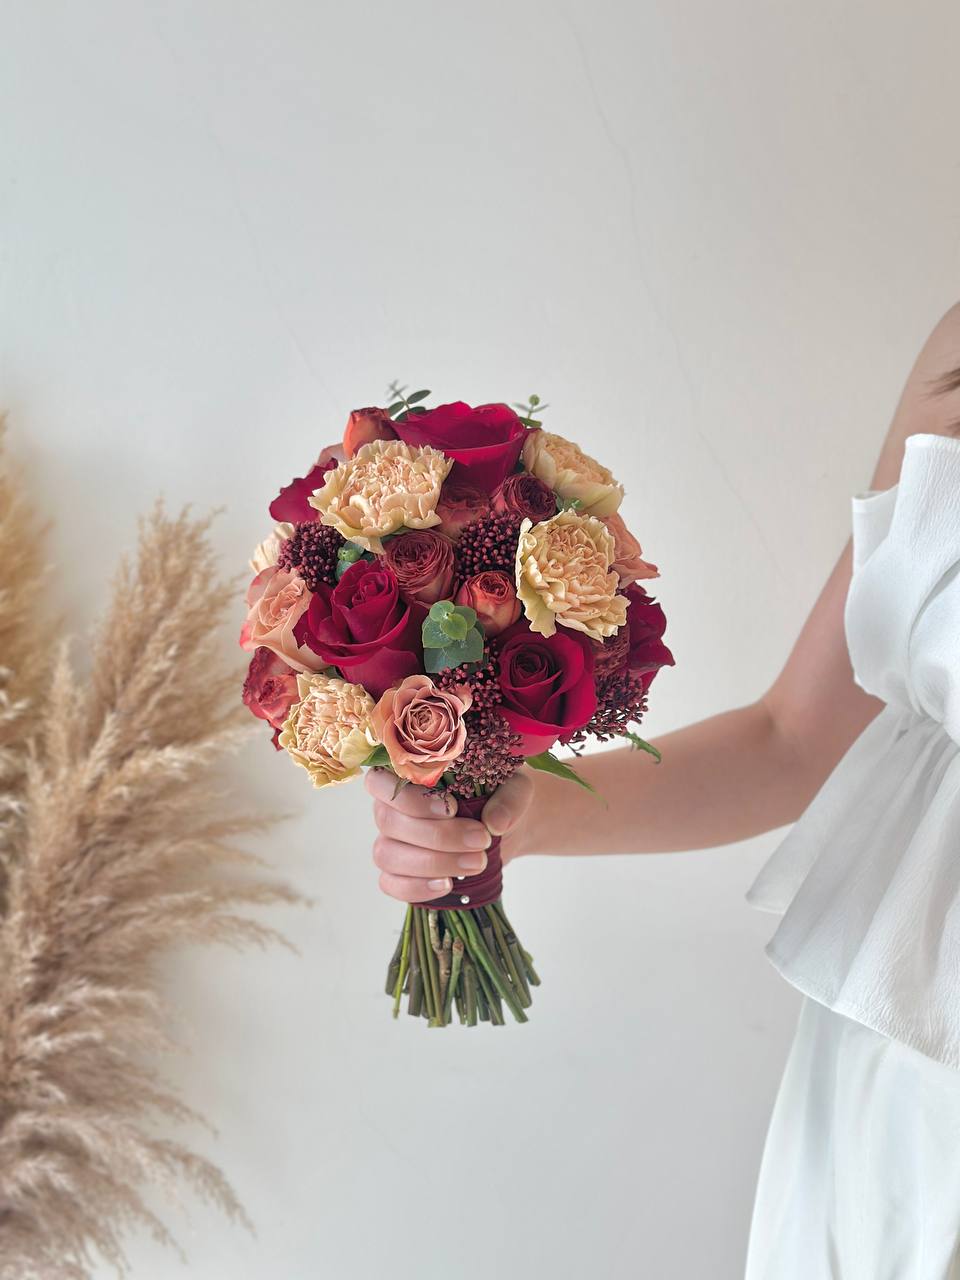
[387,899,539,1027]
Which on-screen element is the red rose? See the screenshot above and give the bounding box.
[242,647,299,749]
[343,406,397,458]
[456,570,521,637]
[624,585,674,692]
[435,481,490,540]
[293,559,424,698]
[382,529,455,605]
[491,472,556,523]
[495,622,597,756]
[393,402,527,491]
[269,444,343,523]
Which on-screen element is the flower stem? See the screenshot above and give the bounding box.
[391,906,413,1018]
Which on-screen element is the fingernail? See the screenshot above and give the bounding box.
[483,806,506,835]
[430,794,453,816]
[463,827,491,849]
[427,878,452,892]
[458,852,487,873]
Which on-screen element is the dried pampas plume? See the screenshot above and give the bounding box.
[0,437,298,1279]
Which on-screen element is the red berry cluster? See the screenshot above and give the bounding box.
[566,667,648,747]
[436,656,523,799]
[455,511,523,579]
[277,521,344,591]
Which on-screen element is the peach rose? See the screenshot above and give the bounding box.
[602,512,659,586]
[309,438,453,553]
[521,429,624,517]
[279,673,378,788]
[239,564,324,673]
[515,510,628,641]
[343,406,397,458]
[371,674,472,787]
[249,521,295,574]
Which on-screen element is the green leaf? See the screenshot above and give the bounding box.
[525,751,599,794]
[386,401,406,416]
[452,604,477,629]
[362,745,393,768]
[556,497,583,513]
[624,731,662,763]
[423,625,484,673]
[429,600,454,619]
[406,389,431,404]
[422,618,449,648]
[442,613,469,642]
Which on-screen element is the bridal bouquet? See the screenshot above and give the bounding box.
[241,388,673,1027]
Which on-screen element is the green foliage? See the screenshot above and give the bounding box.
[362,745,392,769]
[555,496,583,513]
[624,731,662,763]
[524,751,598,794]
[421,600,484,673]
[513,392,549,429]
[335,542,371,581]
[386,381,431,422]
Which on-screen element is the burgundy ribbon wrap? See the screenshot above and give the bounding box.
[414,793,502,911]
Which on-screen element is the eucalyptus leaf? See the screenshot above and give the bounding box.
[387,401,406,416]
[429,600,454,619]
[407,389,431,404]
[423,625,484,673]
[442,613,469,642]
[422,618,450,648]
[525,751,598,794]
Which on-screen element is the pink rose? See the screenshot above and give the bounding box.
[382,529,455,605]
[455,570,521,637]
[491,472,556,524]
[603,513,659,587]
[435,481,490,540]
[343,406,398,458]
[242,648,299,748]
[239,565,323,673]
[372,674,472,787]
[269,444,344,523]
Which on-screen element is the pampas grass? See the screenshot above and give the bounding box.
[0,441,297,1279]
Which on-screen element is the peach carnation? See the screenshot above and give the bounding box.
[279,673,378,788]
[249,521,295,573]
[522,429,624,517]
[515,509,627,641]
[603,512,659,586]
[239,564,324,673]
[309,438,453,553]
[371,674,472,787]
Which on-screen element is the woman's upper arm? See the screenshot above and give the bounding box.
[763,303,960,779]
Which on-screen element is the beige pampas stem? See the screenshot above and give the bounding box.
[0,461,298,1279]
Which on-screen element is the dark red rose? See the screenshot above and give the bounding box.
[491,472,556,523]
[269,444,343,523]
[293,559,424,698]
[435,481,490,540]
[456,570,521,637]
[624,585,674,692]
[382,529,455,605]
[393,401,527,491]
[242,647,299,749]
[343,406,397,458]
[495,622,597,756]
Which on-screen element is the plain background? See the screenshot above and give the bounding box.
[2,2,959,1277]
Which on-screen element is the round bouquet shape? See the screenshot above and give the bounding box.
[241,389,673,1026]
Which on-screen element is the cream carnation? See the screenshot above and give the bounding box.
[522,430,624,517]
[515,510,627,641]
[278,673,378,788]
[309,438,453,553]
[249,521,295,573]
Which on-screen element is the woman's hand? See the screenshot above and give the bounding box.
[365,769,535,903]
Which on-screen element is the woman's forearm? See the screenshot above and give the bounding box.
[514,700,833,858]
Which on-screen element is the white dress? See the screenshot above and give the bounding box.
[744,434,960,1279]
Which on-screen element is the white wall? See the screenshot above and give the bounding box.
[2,3,959,1277]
